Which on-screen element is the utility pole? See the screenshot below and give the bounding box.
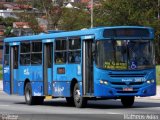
[91,0,93,28]
[158,0,160,19]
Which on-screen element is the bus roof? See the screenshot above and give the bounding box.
[4,26,154,43]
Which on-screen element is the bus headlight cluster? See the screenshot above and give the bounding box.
[146,79,155,84]
[100,80,108,85]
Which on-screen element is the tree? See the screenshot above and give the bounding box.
[59,7,90,30]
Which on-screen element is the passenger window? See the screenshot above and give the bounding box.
[21,42,30,53]
[20,54,30,65]
[68,38,81,63]
[4,44,9,66]
[56,40,66,50]
[55,52,66,64]
[31,41,42,65]
[69,38,81,50]
[55,39,67,64]
[20,41,31,65]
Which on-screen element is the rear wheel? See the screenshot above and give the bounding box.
[24,82,44,105]
[73,83,87,108]
[121,96,135,108]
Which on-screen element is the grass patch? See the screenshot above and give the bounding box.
[156,65,160,85]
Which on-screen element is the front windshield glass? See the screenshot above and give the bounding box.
[96,40,154,70]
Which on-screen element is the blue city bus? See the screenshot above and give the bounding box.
[3,26,156,108]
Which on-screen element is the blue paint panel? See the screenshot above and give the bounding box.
[17,81,24,95]
[18,66,31,82]
[31,81,43,96]
[3,81,10,94]
[66,64,82,82]
[3,66,10,94]
[53,82,70,97]
[18,66,43,82]
[31,66,43,81]
[48,68,53,95]
[13,69,18,94]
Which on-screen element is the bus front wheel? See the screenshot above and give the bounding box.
[73,83,87,108]
[121,96,135,108]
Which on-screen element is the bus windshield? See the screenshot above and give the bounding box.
[96,40,154,70]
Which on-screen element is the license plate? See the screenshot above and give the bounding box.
[123,87,133,91]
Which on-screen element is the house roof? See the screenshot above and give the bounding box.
[0,2,32,10]
[13,22,30,28]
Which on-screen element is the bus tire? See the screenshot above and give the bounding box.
[121,96,135,108]
[66,97,74,106]
[24,82,36,105]
[73,83,87,108]
[35,96,44,105]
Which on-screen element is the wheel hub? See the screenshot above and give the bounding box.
[26,90,30,101]
[75,89,81,103]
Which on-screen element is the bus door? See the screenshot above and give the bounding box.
[43,41,53,95]
[10,43,19,94]
[82,37,94,96]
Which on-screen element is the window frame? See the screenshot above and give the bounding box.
[68,37,81,64]
[20,41,31,65]
[54,38,67,64]
[31,41,42,65]
[4,43,9,66]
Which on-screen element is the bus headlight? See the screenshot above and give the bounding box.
[104,81,108,85]
[146,80,151,84]
[100,80,104,84]
[100,80,108,85]
[146,79,155,84]
[151,79,155,83]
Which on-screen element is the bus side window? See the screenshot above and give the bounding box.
[68,37,81,64]
[55,39,67,64]
[4,44,9,66]
[31,41,42,65]
[20,42,31,65]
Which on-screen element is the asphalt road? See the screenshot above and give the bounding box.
[0,92,160,120]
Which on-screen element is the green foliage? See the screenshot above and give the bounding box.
[94,0,159,26]
[156,65,160,85]
[59,8,90,30]
[0,17,17,27]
